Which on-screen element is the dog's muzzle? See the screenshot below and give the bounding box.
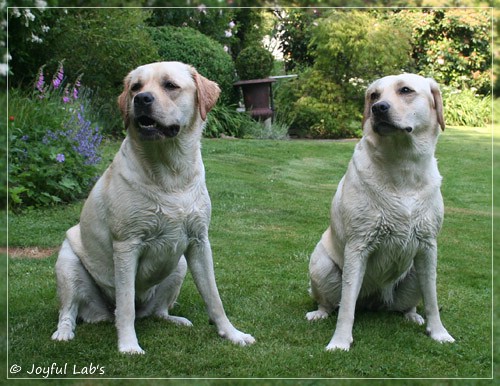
[133,92,180,139]
[371,101,412,136]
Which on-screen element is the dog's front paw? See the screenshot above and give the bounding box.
[326,335,353,352]
[427,327,455,344]
[306,310,329,322]
[51,328,75,341]
[219,328,256,346]
[119,342,145,355]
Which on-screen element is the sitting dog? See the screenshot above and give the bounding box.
[51,62,255,354]
[306,74,455,351]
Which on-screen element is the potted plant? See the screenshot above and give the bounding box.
[234,44,276,121]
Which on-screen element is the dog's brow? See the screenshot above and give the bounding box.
[394,80,409,90]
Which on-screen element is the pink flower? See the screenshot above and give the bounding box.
[35,66,46,97]
[52,63,64,89]
[72,78,81,100]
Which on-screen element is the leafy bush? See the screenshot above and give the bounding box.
[397,9,491,95]
[245,120,289,140]
[149,26,238,105]
[235,45,274,80]
[274,68,363,139]
[205,104,289,139]
[442,87,491,127]
[9,64,103,211]
[311,10,412,83]
[148,7,238,52]
[205,104,260,138]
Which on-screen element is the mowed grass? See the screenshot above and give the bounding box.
[6,126,493,381]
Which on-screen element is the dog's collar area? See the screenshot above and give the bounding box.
[135,116,180,139]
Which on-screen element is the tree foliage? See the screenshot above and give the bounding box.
[400,9,491,95]
[311,10,412,85]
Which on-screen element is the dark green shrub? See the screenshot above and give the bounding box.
[205,104,288,139]
[148,8,238,51]
[8,65,103,211]
[275,68,363,139]
[235,45,274,80]
[205,104,259,138]
[149,26,238,106]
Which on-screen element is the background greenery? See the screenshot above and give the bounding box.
[5,5,493,138]
[6,125,493,380]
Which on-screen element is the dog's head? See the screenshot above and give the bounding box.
[362,74,445,138]
[118,62,220,141]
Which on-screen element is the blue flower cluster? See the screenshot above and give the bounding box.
[42,104,103,166]
[8,62,105,209]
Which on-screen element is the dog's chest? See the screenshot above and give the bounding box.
[135,194,209,286]
[363,194,438,284]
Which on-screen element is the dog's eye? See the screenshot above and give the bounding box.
[163,81,179,91]
[399,86,414,94]
[131,83,142,92]
[370,92,380,101]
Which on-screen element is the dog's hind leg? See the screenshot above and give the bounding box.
[387,267,424,325]
[306,237,341,321]
[51,239,112,341]
[151,256,192,326]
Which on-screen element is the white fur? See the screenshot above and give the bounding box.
[307,74,454,351]
[51,62,255,354]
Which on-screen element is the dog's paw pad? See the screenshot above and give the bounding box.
[326,341,351,352]
[404,311,425,325]
[306,310,329,321]
[233,333,256,346]
[51,329,75,341]
[119,344,145,355]
[428,328,455,343]
[220,329,256,346]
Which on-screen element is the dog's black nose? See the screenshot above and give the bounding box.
[372,101,390,116]
[134,92,155,107]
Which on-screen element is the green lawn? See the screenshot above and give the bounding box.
[5,126,494,382]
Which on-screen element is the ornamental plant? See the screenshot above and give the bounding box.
[234,44,274,80]
[9,63,103,211]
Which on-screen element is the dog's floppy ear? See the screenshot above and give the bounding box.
[362,80,377,129]
[428,78,445,131]
[117,74,131,125]
[193,71,220,121]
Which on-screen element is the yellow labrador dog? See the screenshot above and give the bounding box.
[306,74,455,351]
[51,62,255,354]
